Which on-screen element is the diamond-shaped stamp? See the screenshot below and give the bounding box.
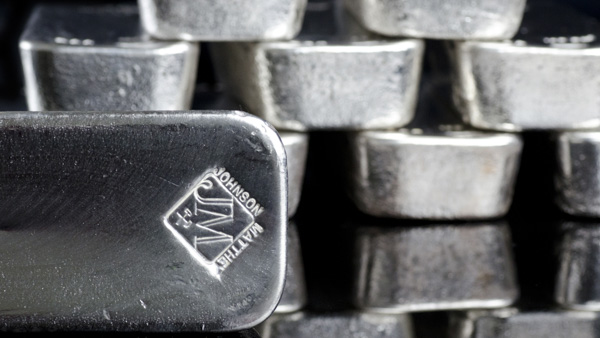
[164,168,265,275]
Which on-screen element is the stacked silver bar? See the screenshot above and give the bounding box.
[7,0,600,335]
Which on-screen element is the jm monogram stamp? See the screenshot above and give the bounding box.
[164,168,265,275]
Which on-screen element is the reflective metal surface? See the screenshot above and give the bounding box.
[281,134,308,218]
[556,132,600,217]
[354,222,518,312]
[451,309,600,338]
[349,129,522,219]
[451,2,600,131]
[261,312,414,338]
[344,0,526,39]
[210,2,424,131]
[0,111,287,332]
[20,5,199,111]
[556,221,600,311]
[275,221,307,314]
[138,0,307,41]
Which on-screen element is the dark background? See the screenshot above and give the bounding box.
[0,0,599,337]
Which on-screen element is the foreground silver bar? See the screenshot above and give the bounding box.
[281,133,308,218]
[349,128,522,219]
[556,222,600,311]
[344,0,525,40]
[20,5,198,111]
[556,132,600,217]
[275,221,307,314]
[138,0,307,41]
[354,222,518,312]
[0,111,286,332]
[452,2,600,131]
[211,3,423,131]
[451,309,600,338]
[261,312,414,338]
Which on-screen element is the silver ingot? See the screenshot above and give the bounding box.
[282,133,308,217]
[344,0,525,40]
[349,128,522,220]
[451,2,600,131]
[354,222,518,312]
[275,221,307,313]
[210,3,424,131]
[451,308,600,338]
[138,0,307,41]
[260,312,414,338]
[556,132,600,217]
[556,221,600,311]
[0,111,287,332]
[20,5,199,111]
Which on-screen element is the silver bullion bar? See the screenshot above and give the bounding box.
[556,221,600,311]
[192,91,308,218]
[20,5,199,111]
[451,2,600,131]
[349,128,522,220]
[274,221,307,314]
[450,308,600,338]
[556,132,600,217]
[138,0,307,41]
[260,312,414,338]
[344,0,525,40]
[210,2,424,131]
[354,222,518,312]
[0,111,286,332]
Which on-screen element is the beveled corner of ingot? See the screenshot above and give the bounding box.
[210,2,424,131]
[555,131,600,217]
[555,221,600,311]
[259,311,414,338]
[349,129,523,220]
[280,133,309,218]
[343,0,526,40]
[138,0,308,41]
[0,111,287,332]
[449,308,600,338]
[353,222,519,312]
[274,221,307,314]
[19,5,199,112]
[450,2,600,132]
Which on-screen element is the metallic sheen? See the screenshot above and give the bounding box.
[261,312,414,338]
[20,5,199,111]
[344,0,526,40]
[0,111,287,332]
[275,221,307,314]
[451,309,600,338]
[556,221,600,311]
[354,222,518,312]
[556,132,600,217]
[138,0,307,41]
[349,129,522,220]
[451,2,600,131]
[281,133,308,218]
[210,3,424,131]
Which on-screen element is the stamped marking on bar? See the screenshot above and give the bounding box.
[164,168,264,276]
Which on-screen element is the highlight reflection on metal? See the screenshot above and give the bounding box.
[0,111,287,332]
[556,132,600,217]
[556,222,600,311]
[344,0,526,40]
[20,5,199,111]
[260,312,414,338]
[138,0,307,41]
[275,221,307,314]
[211,2,424,131]
[451,309,600,338]
[451,2,600,131]
[349,128,522,220]
[281,133,309,218]
[354,222,518,312]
